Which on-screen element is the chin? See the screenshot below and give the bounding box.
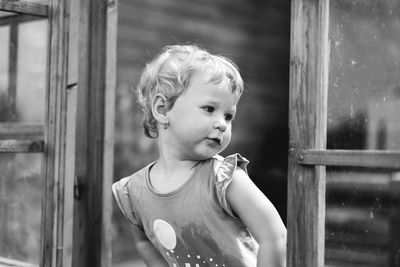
[192,148,226,161]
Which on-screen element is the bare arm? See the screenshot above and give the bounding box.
[226,167,287,267]
[130,224,169,267]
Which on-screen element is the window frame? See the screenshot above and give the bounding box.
[0,0,117,266]
[288,0,400,266]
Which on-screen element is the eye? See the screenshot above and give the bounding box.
[225,113,234,121]
[202,106,214,113]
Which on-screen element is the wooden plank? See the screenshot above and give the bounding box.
[71,0,90,264]
[0,13,44,26]
[0,256,38,267]
[61,85,78,267]
[8,21,17,118]
[0,123,44,138]
[297,149,400,169]
[0,0,48,17]
[0,139,44,152]
[67,0,79,86]
[101,0,117,266]
[287,0,329,266]
[41,0,69,266]
[72,0,114,266]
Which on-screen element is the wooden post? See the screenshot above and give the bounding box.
[8,22,18,117]
[288,0,329,266]
[72,0,116,266]
[102,0,117,265]
[41,0,70,266]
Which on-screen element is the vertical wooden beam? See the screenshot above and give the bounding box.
[288,0,329,266]
[8,22,18,118]
[61,85,78,267]
[67,0,79,87]
[72,0,115,266]
[41,0,69,266]
[102,0,117,266]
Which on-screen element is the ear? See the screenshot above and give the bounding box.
[151,93,169,124]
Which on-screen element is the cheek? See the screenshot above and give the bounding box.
[223,130,232,145]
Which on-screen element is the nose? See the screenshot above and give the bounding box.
[213,117,227,132]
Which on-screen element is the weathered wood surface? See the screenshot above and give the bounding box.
[298,149,400,169]
[0,0,48,17]
[0,13,44,26]
[61,85,78,267]
[67,0,78,86]
[101,0,117,266]
[72,0,115,266]
[0,139,44,152]
[0,123,43,139]
[41,0,69,266]
[0,256,39,267]
[8,21,17,118]
[288,0,329,266]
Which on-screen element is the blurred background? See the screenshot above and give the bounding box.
[1,0,400,266]
[111,0,290,265]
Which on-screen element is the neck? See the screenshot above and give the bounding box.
[156,136,198,175]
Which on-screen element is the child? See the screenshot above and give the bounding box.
[112,44,286,267]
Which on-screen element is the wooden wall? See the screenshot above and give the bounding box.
[113,0,290,261]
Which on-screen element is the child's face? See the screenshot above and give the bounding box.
[165,72,240,160]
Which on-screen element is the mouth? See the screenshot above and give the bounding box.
[207,137,222,145]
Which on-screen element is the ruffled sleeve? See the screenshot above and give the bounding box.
[112,176,141,227]
[214,153,249,218]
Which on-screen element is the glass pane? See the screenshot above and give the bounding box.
[325,167,399,267]
[328,0,400,150]
[0,154,43,264]
[0,17,47,123]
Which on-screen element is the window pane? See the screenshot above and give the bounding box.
[0,154,43,264]
[325,166,399,267]
[0,17,47,123]
[328,0,400,150]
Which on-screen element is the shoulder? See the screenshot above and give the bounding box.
[211,153,250,184]
[211,153,250,218]
[112,165,151,226]
[113,164,149,189]
[213,152,249,168]
[112,164,151,203]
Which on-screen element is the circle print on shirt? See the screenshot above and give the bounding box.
[153,219,177,250]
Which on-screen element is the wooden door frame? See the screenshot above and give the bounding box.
[0,0,116,266]
[71,0,117,266]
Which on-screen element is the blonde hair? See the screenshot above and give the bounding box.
[137,44,244,138]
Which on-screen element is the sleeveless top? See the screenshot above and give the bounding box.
[112,154,259,267]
